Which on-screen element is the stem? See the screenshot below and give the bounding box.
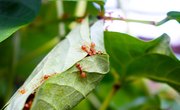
[99,68,121,110]
[155,17,169,26]
[34,15,158,27]
[103,16,157,25]
[87,93,101,109]
[75,0,87,17]
[99,82,121,110]
[110,68,120,81]
[56,0,65,39]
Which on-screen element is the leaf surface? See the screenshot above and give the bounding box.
[31,54,109,110]
[104,31,180,92]
[90,20,105,52]
[4,18,91,110]
[156,11,180,25]
[0,0,41,42]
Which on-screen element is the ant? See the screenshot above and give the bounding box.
[76,63,86,78]
[81,42,102,56]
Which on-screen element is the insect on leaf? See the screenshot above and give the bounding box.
[31,54,109,110]
[4,18,91,110]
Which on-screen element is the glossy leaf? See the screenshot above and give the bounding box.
[156,11,180,26]
[126,54,180,92]
[0,0,41,42]
[167,11,180,23]
[31,54,109,110]
[104,31,180,92]
[104,32,175,76]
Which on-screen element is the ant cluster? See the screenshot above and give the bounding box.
[76,42,102,78]
[81,42,101,56]
[19,42,101,109]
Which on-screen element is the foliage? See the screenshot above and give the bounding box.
[0,0,41,42]
[0,0,180,110]
[156,11,180,25]
[104,32,180,92]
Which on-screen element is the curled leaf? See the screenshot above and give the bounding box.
[31,54,109,110]
[4,18,91,110]
[90,20,105,52]
[4,19,107,110]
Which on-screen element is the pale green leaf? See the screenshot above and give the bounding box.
[4,19,106,110]
[4,18,91,110]
[90,20,105,52]
[31,54,109,110]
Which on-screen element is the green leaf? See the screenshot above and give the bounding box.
[104,31,180,92]
[104,32,175,76]
[156,11,180,26]
[167,11,180,23]
[126,54,180,91]
[3,19,107,110]
[4,18,91,110]
[31,54,109,110]
[0,0,41,42]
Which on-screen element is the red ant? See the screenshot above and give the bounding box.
[43,74,51,80]
[76,63,86,78]
[81,42,98,56]
[19,88,26,94]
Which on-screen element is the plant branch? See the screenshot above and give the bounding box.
[99,68,121,110]
[56,0,65,39]
[33,15,159,28]
[99,81,121,110]
[103,16,157,25]
[87,93,101,109]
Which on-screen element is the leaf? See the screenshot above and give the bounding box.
[104,32,175,76]
[126,54,180,92]
[167,11,180,23]
[4,18,91,110]
[156,11,180,26]
[104,31,180,92]
[3,19,106,110]
[90,20,105,52]
[31,54,109,110]
[0,0,41,42]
